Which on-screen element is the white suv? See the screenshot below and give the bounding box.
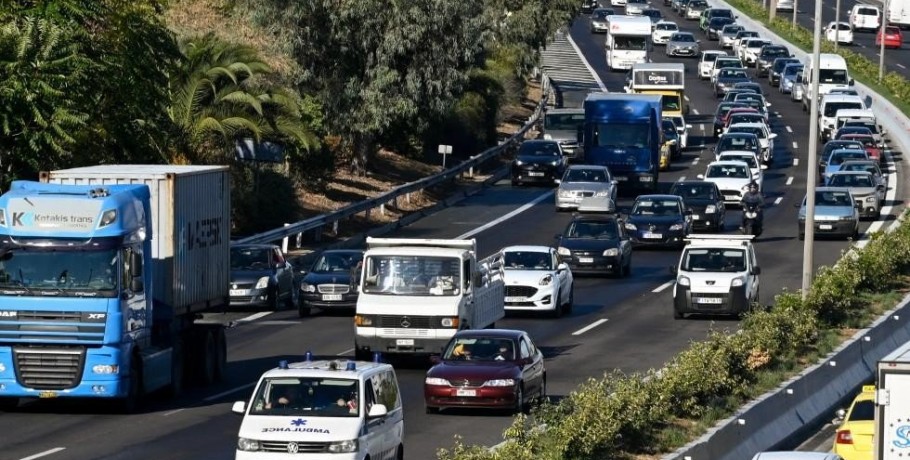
[671,235,760,319]
[697,160,757,205]
[699,50,729,80]
[849,5,881,31]
[233,357,404,460]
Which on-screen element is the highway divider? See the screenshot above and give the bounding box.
[235,75,552,248]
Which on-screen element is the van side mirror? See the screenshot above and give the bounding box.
[670,265,678,274]
[752,266,761,275]
[368,404,388,418]
[232,401,247,414]
[849,78,855,86]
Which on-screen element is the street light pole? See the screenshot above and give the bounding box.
[880,0,888,82]
[792,0,798,26]
[834,0,841,51]
[802,0,825,298]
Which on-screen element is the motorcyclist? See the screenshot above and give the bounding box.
[740,182,764,231]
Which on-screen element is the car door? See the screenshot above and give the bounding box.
[519,336,544,398]
[618,221,633,263]
[361,377,388,459]
[272,247,292,299]
[550,250,567,304]
[748,245,760,301]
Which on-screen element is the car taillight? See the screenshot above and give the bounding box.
[836,430,854,444]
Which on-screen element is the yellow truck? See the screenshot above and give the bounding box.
[625,63,687,117]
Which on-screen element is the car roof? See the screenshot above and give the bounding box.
[320,249,365,256]
[721,131,759,138]
[567,164,609,171]
[259,359,391,380]
[635,194,682,201]
[685,234,754,248]
[231,243,278,250]
[815,186,852,193]
[454,329,526,339]
[728,122,767,129]
[830,170,873,177]
[709,160,750,167]
[501,245,553,253]
[522,139,559,145]
[571,213,620,223]
[719,151,759,158]
[672,180,718,187]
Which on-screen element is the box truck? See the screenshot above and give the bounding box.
[875,340,910,460]
[0,165,230,412]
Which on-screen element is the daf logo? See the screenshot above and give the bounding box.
[0,311,16,318]
[287,442,299,454]
[88,313,105,320]
[400,317,411,328]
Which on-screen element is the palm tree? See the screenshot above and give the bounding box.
[166,33,317,164]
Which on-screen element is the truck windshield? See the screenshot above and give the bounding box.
[682,248,746,272]
[362,255,462,296]
[545,113,585,131]
[0,247,119,295]
[613,36,648,51]
[661,95,681,113]
[594,123,651,149]
[248,377,360,417]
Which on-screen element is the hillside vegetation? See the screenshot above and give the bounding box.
[1,0,578,234]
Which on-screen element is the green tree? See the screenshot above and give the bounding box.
[0,17,91,187]
[166,33,318,164]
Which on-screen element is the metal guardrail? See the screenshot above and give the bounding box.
[236,74,553,248]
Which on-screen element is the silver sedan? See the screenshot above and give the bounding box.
[555,165,618,211]
[666,32,700,57]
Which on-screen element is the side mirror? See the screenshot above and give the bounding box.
[429,355,442,364]
[232,401,247,414]
[753,266,762,275]
[130,277,144,293]
[555,179,561,184]
[769,133,778,140]
[557,262,569,272]
[554,233,562,240]
[368,404,389,418]
[849,79,855,86]
[130,251,143,277]
[299,269,308,276]
[667,139,678,145]
[670,265,678,275]
[696,174,705,180]
[761,164,769,170]
[835,408,847,421]
[611,179,619,186]
[686,124,693,129]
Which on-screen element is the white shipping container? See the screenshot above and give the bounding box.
[40,165,230,315]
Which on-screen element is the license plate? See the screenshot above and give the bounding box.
[38,391,58,399]
[578,257,594,263]
[528,172,544,177]
[322,294,342,301]
[614,176,628,181]
[229,289,248,296]
[504,296,525,302]
[820,224,833,230]
[643,232,663,239]
[691,215,700,220]
[695,297,723,304]
[724,195,738,201]
[456,389,477,397]
[396,339,414,346]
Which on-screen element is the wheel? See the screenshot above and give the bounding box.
[165,337,185,398]
[268,289,281,311]
[213,327,227,382]
[549,289,563,319]
[425,405,439,414]
[562,288,574,315]
[117,358,143,414]
[285,285,298,310]
[396,444,404,460]
[199,329,218,386]
[538,376,548,404]
[297,299,311,318]
[514,384,527,415]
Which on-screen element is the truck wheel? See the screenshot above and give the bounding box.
[0,397,18,411]
[297,299,311,318]
[117,359,143,414]
[200,329,217,386]
[214,327,227,382]
[165,337,185,398]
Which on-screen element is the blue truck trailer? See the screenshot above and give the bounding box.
[581,93,663,193]
[0,165,230,412]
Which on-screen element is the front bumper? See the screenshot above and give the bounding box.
[425,384,518,410]
[556,192,608,209]
[237,452,362,460]
[629,229,686,247]
[674,284,750,316]
[690,212,723,231]
[512,166,559,183]
[504,285,558,311]
[668,47,698,57]
[230,288,271,308]
[798,219,858,238]
[300,292,358,310]
[355,327,455,356]
[612,172,658,191]
[564,254,623,275]
[0,345,131,399]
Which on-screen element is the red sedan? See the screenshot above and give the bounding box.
[840,134,882,163]
[876,26,903,48]
[424,329,546,414]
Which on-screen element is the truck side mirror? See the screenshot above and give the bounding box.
[130,277,144,293]
[849,78,855,86]
[130,251,143,277]
[752,266,761,275]
[232,401,247,414]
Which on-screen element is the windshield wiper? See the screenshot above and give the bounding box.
[1,279,34,295]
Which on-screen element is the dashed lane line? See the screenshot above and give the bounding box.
[572,319,609,336]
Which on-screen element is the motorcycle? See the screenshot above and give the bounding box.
[741,201,763,236]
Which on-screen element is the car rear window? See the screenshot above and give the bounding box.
[848,400,875,421]
[857,7,879,16]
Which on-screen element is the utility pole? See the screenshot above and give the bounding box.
[792,0,798,26]
[834,0,842,51]
[802,0,825,298]
[880,0,888,82]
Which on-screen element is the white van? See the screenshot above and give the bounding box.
[232,357,404,460]
[801,53,853,113]
[605,15,653,70]
[849,4,881,31]
[671,235,760,319]
[818,94,866,141]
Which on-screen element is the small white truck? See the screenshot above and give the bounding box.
[353,238,505,359]
[874,340,910,460]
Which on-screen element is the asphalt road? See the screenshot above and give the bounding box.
[0,6,906,460]
[770,0,909,76]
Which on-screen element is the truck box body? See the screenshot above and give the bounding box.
[875,341,910,460]
[888,0,910,27]
[583,93,662,192]
[41,165,230,316]
[628,63,687,116]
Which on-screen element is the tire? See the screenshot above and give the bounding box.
[563,288,574,315]
[539,376,548,404]
[117,358,143,414]
[285,286,298,310]
[297,299,311,318]
[396,444,404,460]
[268,289,281,312]
[165,337,185,398]
[514,384,527,415]
[425,405,439,415]
[549,289,563,319]
[199,329,218,386]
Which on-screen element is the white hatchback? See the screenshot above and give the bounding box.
[699,50,728,79]
[497,245,574,317]
[652,20,679,44]
[824,21,854,45]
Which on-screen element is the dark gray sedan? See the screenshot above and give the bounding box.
[230,243,297,310]
[298,249,364,317]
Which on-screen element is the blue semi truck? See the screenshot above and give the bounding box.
[0,165,230,412]
[580,93,663,193]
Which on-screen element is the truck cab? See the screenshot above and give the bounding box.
[353,238,504,359]
[541,107,586,161]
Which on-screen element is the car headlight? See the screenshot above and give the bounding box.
[301,283,316,293]
[328,439,359,454]
[550,160,559,166]
[354,314,374,327]
[559,189,573,198]
[865,196,876,203]
[543,134,552,140]
[557,246,571,256]
[425,377,450,386]
[603,248,619,257]
[254,276,270,290]
[731,276,745,287]
[484,379,515,387]
[625,223,637,231]
[515,160,524,166]
[237,438,261,452]
[678,275,690,286]
[840,215,856,221]
[539,274,553,286]
[670,223,684,231]
[705,205,717,214]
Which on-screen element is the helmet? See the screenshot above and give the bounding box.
[748,182,758,191]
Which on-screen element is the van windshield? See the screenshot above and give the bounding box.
[682,248,746,272]
[613,36,648,50]
[249,377,361,417]
[819,68,849,84]
[824,102,863,117]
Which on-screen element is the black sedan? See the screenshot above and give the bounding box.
[555,213,632,276]
[768,57,800,86]
[706,17,735,40]
[511,139,567,186]
[624,194,691,248]
[714,69,751,98]
[755,45,791,77]
[298,249,364,317]
[669,181,726,232]
[230,243,297,310]
[581,0,598,13]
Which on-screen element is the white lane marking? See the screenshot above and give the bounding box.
[163,408,186,416]
[692,108,700,115]
[203,382,256,402]
[792,141,798,149]
[684,95,690,101]
[235,311,272,323]
[691,158,700,165]
[456,191,554,239]
[652,280,674,293]
[565,33,607,92]
[572,318,609,336]
[786,126,793,133]
[898,63,907,69]
[19,449,66,460]
[678,176,687,181]
[786,176,794,185]
[774,197,783,205]
[793,158,799,166]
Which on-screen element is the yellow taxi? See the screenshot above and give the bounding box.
[832,384,875,460]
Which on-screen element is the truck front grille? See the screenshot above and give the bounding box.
[0,310,106,345]
[13,347,86,390]
[377,315,434,328]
